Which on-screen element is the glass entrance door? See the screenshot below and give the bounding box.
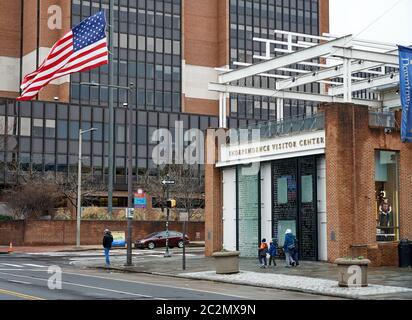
[272,156,318,261]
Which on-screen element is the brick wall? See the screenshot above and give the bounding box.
[0,221,25,246]
[0,221,204,246]
[324,103,412,266]
[0,1,21,58]
[204,129,224,256]
[181,0,229,117]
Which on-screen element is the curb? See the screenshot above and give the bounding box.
[53,245,204,252]
[88,265,373,300]
[56,244,205,253]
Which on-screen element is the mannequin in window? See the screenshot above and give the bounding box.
[379,198,392,232]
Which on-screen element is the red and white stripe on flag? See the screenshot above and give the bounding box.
[17,12,108,101]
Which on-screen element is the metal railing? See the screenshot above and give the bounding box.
[237,113,325,142]
[369,110,396,129]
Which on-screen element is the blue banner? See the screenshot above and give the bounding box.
[399,46,412,142]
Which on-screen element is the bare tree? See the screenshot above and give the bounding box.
[54,171,107,209]
[1,160,107,219]
[141,164,205,221]
[4,182,61,220]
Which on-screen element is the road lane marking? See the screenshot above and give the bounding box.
[0,269,25,271]
[51,270,250,299]
[23,264,48,268]
[0,263,23,268]
[8,280,32,285]
[0,271,165,300]
[0,288,45,300]
[0,269,250,300]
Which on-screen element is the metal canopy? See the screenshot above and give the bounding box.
[211,30,403,127]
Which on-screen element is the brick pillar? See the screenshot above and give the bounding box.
[323,103,376,261]
[204,128,223,256]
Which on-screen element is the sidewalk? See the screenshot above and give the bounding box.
[83,254,412,300]
[0,241,205,254]
[0,245,102,253]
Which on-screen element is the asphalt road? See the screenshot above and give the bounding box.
[0,252,340,301]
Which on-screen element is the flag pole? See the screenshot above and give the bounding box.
[108,0,115,216]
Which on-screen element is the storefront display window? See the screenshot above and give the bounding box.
[375,150,399,242]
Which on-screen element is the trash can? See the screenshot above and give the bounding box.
[398,239,411,268]
[410,241,412,267]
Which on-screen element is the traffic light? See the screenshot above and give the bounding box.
[166,199,177,208]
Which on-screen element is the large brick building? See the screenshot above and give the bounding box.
[205,102,412,267]
[201,6,409,267]
[0,0,329,206]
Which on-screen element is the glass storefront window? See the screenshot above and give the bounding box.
[375,150,400,242]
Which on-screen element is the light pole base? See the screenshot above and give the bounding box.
[164,249,172,258]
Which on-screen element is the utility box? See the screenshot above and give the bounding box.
[398,239,411,268]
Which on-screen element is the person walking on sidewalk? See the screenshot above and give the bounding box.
[268,238,277,267]
[258,239,268,268]
[283,229,296,267]
[292,238,299,267]
[103,229,114,267]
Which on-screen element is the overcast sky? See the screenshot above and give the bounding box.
[329,0,412,46]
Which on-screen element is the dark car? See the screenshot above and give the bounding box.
[135,231,190,250]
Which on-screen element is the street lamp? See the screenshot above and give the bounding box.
[77,127,98,248]
[80,81,135,217]
[79,82,136,263]
[121,83,136,266]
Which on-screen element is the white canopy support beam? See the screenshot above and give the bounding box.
[330,73,400,96]
[277,98,284,120]
[209,82,382,108]
[218,35,354,84]
[276,60,386,91]
[342,58,352,102]
[331,47,399,65]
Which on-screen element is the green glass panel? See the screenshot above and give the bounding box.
[238,166,259,258]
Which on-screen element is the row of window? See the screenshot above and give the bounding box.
[71,0,182,112]
[229,0,320,120]
[0,99,217,178]
[73,0,181,13]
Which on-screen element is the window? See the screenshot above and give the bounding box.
[57,120,68,139]
[32,119,43,137]
[70,122,79,140]
[375,150,400,242]
[45,120,56,138]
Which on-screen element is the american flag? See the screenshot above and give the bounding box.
[17,11,108,101]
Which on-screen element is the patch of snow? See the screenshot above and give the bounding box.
[181,271,412,298]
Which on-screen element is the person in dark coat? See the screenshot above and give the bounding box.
[103,229,114,267]
[292,238,299,267]
[268,239,278,267]
[283,229,296,267]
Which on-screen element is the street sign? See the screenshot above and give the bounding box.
[126,208,135,219]
[179,212,189,222]
[134,192,147,209]
[162,178,176,185]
